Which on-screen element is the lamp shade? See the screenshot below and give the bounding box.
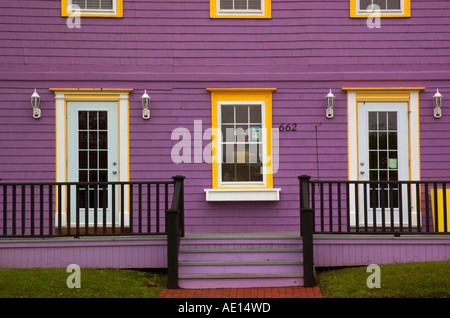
[31,89,40,108]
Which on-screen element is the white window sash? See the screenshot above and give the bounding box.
[217,0,265,16]
[356,0,404,16]
[217,101,267,188]
[67,0,117,15]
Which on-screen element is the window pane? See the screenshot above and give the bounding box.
[221,106,234,123]
[387,112,397,130]
[220,0,233,10]
[99,131,108,149]
[235,163,249,181]
[250,105,261,123]
[79,111,87,130]
[222,163,235,181]
[387,0,401,10]
[373,0,387,10]
[235,125,248,142]
[248,0,261,10]
[88,111,98,130]
[79,131,88,149]
[101,0,113,10]
[99,151,107,169]
[235,106,248,123]
[234,0,247,10]
[79,151,88,169]
[89,131,98,149]
[250,163,263,181]
[89,151,98,169]
[360,0,372,10]
[98,111,107,130]
[72,0,86,9]
[87,0,100,10]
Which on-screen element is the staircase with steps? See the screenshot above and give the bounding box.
[177,232,304,289]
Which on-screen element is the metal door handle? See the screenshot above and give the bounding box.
[113,170,118,174]
[360,171,365,174]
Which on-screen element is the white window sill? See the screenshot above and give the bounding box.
[204,188,281,201]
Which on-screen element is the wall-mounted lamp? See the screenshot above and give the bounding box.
[30,89,41,119]
[433,89,443,119]
[141,89,151,120]
[326,89,335,119]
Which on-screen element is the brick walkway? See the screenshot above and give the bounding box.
[158,286,322,298]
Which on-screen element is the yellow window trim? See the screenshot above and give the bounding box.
[61,0,123,17]
[350,0,410,18]
[210,0,271,19]
[207,88,276,189]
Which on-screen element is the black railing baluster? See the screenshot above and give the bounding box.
[67,185,71,236]
[12,185,16,236]
[415,183,421,232]
[328,183,332,232]
[93,184,98,234]
[407,183,412,232]
[345,183,350,232]
[3,185,7,236]
[30,185,35,236]
[102,184,107,233]
[76,184,80,237]
[120,183,125,233]
[138,183,142,233]
[40,185,44,237]
[320,183,324,232]
[398,183,403,232]
[49,185,53,236]
[129,183,133,233]
[84,184,89,235]
[21,185,25,235]
[112,184,116,234]
[363,182,368,232]
[355,183,359,233]
[156,184,160,233]
[57,184,62,234]
[337,183,342,232]
[147,183,151,233]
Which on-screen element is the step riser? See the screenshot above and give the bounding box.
[179,264,303,275]
[179,252,302,262]
[178,277,304,289]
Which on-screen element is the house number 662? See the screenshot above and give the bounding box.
[279,123,297,132]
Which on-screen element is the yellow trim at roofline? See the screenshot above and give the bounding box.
[61,0,123,17]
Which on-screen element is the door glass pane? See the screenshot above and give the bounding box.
[368,111,399,209]
[78,111,108,209]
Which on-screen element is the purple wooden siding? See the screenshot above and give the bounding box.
[0,1,450,234]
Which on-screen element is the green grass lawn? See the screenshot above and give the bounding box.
[316,261,450,298]
[0,261,448,298]
[0,268,167,298]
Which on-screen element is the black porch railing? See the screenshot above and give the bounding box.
[0,176,185,289]
[298,175,450,287]
[0,178,185,238]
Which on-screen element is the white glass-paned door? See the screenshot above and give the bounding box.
[66,101,119,226]
[357,102,409,226]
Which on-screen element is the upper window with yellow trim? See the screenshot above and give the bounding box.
[62,0,123,17]
[205,88,280,202]
[211,0,271,18]
[350,0,410,18]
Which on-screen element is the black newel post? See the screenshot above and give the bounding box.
[299,175,315,287]
[166,208,179,289]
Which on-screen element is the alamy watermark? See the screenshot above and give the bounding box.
[66,264,81,288]
[366,4,381,29]
[66,4,81,29]
[170,120,280,174]
[366,264,381,288]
